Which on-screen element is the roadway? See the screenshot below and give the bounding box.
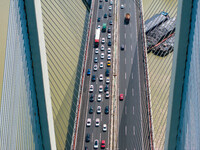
[117,0,149,149]
[76,0,114,149]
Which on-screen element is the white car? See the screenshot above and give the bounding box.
[102,38,105,44]
[106,91,110,98]
[94,139,99,149]
[108,33,111,39]
[95,48,99,54]
[97,94,102,102]
[107,54,111,60]
[109,6,112,11]
[121,4,124,9]
[101,45,104,51]
[89,85,94,92]
[103,124,107,132]
[86,118,91,127]
[99,74,103,81]
[100,62,104,69]
[106,77,110,84]
[97,25,101,28]
[97,106,101,114]
[101,53,105,59]
[96,118,100,127]
[99,85,103,92]
[94,64,98,71]
[107,48,111,54]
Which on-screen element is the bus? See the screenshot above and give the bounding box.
[102,23,107,32]
[95,28,101,47]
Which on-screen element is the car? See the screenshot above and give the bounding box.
[105,106,109,114]
[94,57,98,63]
[85,146,88,150]
[89,106,93,114]
[104,85,109,92]
[97,17,101,22]
[105,69,109,76]
[109,12,112,17]
[87,69,91,75]
[106,77,110,84]
[107,61,111,67]
[95,48,99,54]
[94,64,98,71]
[103,124,107,132]
[106,91,110,98]
[99,5,102,9]
[90,94,94,102]
[107,48,111,54]
[97,25,101,29]
[108,40,112,46]
[101,140,106,149]
[107,54,111,60]
[102,38,105,44]
[97,106,101,114]
[108,27,111,33]
[109,6,112,11]
[110,0,113,5]
[121,4,124,9]
[108,33,111,39]
[119,94,124,100]
[99,74,103,81]
[109,20,113,25]
[100,0,102,2]
[99,85,103,92]
[96,118,100,127]
[86,118,91,127]
[94,139,99,149]
[105,0,108,2]
[101,45,104,51]
[100,62,104,69]
[121,44,125,50]
[89,85,94,92]
[97,94,102,102]
[85,134,90,142]
[104,13,107,18]
[91,75,96,82]
[101,53,105,59]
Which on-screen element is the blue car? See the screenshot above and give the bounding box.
[87,69,91,75]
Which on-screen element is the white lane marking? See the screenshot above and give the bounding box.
[125,33,126,39]
[93,110,95,120]
[125,105,127,114]
[125,148,127,150]
[132,88,134,96]
[125,72,126,79]
[131,45,132,51]
[125,88,127,96]
[132,73,133,79]
[133,106,134,115]
[125,58,126,64]
[100,133,101,140]
[133,126,135,135]
[92,133,94,142]
[131,58,133,64]
[130,22,131,27]
[125,126,127,135]
[130,33,132,38]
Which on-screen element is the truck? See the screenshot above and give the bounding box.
[125,13,130,24]
[94,28,101,47]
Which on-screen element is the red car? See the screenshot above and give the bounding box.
[119,94,124,101]
[101,140,105,149]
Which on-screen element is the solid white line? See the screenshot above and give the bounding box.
[125,58,126,64]
[125,126,127,135]
[125,72,126,79]
[131,58,133,64]
[125,105,127,114]
[133,126,135,135]
[132,88,134,96]
[132,73,133,79]
[133,106,134,115]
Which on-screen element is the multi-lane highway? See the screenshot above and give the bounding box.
[76,0,114,149]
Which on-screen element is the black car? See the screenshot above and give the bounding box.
[104,85,109,92]
[121,44,125,50]
[108,40,112,46]
[89,106,93,114]
[105,69,109,76]
[108,27,111,33]
[99,5,102,9]
[109,20,113,25]
[109,12,112,17]
[97,17,101,22]
[90,94,94,102]
[94,57,98,63]
[105,0,108,2]
[105,106,109,114]
[91,75,96,82]
[104,13,107,18]
[85,147,88,150]
[85,134,90,142]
